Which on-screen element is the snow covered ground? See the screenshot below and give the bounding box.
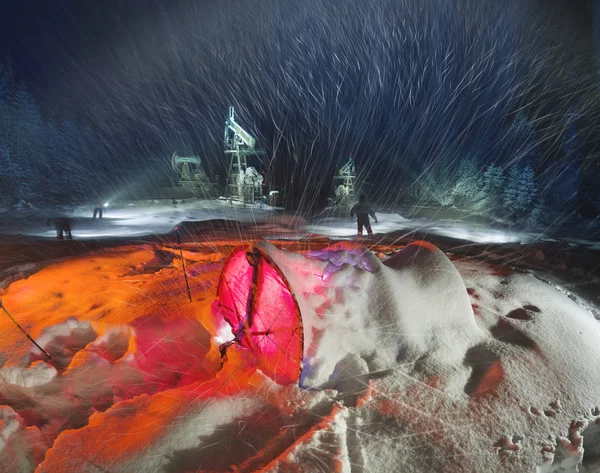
[0,198,543,245]
[0,199,278,239]
[0,200,599,473]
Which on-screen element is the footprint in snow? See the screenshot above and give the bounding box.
[505,305,540,321]
[529,400,562,418]
[494,434,523,457]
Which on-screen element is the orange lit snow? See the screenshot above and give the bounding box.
[0,239,598,473]
[1,245,223,365]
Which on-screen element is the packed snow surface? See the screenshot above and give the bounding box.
[0,198,540,244]
[0,238,599,472]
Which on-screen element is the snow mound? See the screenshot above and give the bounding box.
[0,362,57,389]
[257,240,481,389]
[33,318,98,369]
[1,240,599,472]
[0,406,47,472]
[0,263,42,291]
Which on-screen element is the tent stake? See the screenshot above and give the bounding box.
[0,300,51,360]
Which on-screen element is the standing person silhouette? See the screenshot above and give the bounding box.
[47,217,72,240]
[350,195,377,237]
[93,200,104,219]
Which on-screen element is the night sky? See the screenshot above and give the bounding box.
[1,0,598,206]
[2,1,591,105]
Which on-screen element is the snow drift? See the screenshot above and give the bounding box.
[0,241,599,472]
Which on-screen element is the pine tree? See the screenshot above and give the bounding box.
[527,199,545,227]
[0,143,28,198]
[5,83,44,191]
[519,164,536,209]
[483,164,504,191]
[452,158,483,206]
[503,166,519,213]
[503,163,535,219]
[0,58,97,202]
[41,120,66,194]
[0,61,14,146]
[0,60,13,105]
[481,164,504,213]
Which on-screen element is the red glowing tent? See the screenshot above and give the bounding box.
[216,245,304,385]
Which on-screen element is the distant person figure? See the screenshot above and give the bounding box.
[350,195,377,237]
[47,217,72,240]
[93,202,104,219]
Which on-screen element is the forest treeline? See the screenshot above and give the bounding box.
[0,60,99,204]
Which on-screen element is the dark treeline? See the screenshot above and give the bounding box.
[0,60,100,204]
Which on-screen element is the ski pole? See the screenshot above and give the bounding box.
[0,300,51,360]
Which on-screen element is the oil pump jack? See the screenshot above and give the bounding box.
[171,153,205,187]
[333,156,356,207]
[224,106,264,203]
[169,152,219,198]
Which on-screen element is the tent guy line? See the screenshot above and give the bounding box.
[0,299,52,360]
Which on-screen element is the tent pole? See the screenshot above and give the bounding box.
[245,246,260,330]
[0,300,51,360]
[176,231,193,302]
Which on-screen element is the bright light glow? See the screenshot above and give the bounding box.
[104,202,109,207]
[213,321,235,345]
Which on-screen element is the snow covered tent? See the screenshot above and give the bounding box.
[216,239,481,390]
[216,244,304,385]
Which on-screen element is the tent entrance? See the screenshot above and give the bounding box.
[216,245,304,384]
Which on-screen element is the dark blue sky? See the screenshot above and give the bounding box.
[1,0,598,206]
[1,0,593,114]
[2,0,145,114]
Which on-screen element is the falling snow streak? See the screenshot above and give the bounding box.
[35,0,595,210]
